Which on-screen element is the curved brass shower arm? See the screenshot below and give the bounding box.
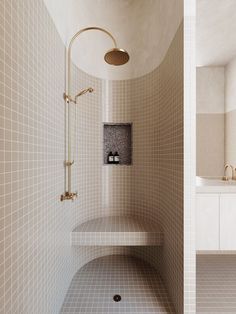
[66,27,117,99]
[68,27,117,51]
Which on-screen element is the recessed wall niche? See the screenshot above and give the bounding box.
[103,123,132,165]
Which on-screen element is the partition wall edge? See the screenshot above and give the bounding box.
[184,0,196,312]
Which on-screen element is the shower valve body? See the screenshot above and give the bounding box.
[60,191,78,202]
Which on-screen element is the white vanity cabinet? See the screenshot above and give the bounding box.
[220,195,236,250]
[196,194,220,250]
[196,192,236,251]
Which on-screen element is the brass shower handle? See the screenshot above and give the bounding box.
[64,160,74,166]
[60,191,78,202]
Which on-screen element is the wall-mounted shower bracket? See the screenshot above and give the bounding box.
[61,160,76,201]
[60,191,78,202]
[64,160,74,166]
[63,93,75,104]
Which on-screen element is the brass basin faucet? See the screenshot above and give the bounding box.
[223,164,235,181]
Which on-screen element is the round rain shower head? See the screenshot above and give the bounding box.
[104,48,129,66]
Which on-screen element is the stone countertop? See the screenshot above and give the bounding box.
[196,176,236,193]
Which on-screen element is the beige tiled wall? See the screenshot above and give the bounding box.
[0,0,91,313]
[153,23,183,313]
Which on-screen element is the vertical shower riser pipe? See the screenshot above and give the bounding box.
[61,27,118,201]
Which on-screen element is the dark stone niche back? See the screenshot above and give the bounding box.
[103,123,132,165]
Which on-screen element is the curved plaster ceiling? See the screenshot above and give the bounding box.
[197,0,236,66]
[43,0,183,80]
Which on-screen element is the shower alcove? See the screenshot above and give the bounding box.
[60,3,183,313]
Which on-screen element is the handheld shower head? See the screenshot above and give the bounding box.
[63,87,94,103]
[75,87,94,99]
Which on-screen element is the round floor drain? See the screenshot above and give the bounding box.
[113,295,121,302]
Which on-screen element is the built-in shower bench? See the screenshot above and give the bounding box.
[71,216,163,246]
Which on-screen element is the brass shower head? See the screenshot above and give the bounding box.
[104,48,129,66]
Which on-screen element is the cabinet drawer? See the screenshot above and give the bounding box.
[220,195,236,250]
[196,194,220,250]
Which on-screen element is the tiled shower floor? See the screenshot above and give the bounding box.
[197,254,236,313]
[60,255,175,314]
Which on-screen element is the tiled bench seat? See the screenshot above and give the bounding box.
[71,216,163,246]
